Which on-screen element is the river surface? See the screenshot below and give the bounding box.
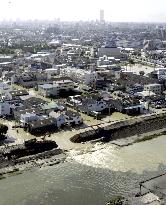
[0,135,166,205]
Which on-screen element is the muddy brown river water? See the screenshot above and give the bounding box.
[0,135,166,205]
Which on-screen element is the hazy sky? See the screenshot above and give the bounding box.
[1,0,166,22]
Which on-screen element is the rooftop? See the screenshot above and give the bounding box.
[41,102,60,110]
[9,90,29,97]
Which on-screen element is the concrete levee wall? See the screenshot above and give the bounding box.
[110,117,166,140]
[70,113,166,143]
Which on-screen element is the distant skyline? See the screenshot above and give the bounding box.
[1,0,166,22]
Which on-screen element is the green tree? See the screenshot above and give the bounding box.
[0,124,8,139]
[139,70,145,76]
[128,59,135,64]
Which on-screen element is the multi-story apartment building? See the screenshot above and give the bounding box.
[144,83,162,95]
[60,67,98,85]
[38,78,75,97]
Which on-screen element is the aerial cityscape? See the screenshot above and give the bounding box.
[0,1,166,205]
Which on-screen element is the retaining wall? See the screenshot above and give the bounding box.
[70,113,166,143]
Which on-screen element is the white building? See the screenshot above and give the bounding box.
[53,78,75,91]
[136,91,156,99]
[77,98,108,114]
[97,55,114,66]
[144,83,162,95]
[0,55,13,63]
[60,67,98,85]
[100,9,104,23]
[38,84,58,97]
[64,110,83,126]
[20,113,39,126]
[154,67,166,79]
[0,101,10,116]
[45,68,59,80]
[0,82,11,94]
[49,111,65,128]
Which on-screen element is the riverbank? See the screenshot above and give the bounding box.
[110,128,166,147]
[0,110,165,179]
[0,150,66,177]
[0,129,166,179]
[0,139,67,176]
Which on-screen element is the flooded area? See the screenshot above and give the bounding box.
[0,135,166,205]
[0,111,133,150]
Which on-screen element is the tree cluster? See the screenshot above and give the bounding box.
[0,124,8,140]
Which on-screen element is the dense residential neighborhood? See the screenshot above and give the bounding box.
[0,21,165,137]
[0,19,166,205]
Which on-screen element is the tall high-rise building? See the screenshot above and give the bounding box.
[100,9,104,23]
